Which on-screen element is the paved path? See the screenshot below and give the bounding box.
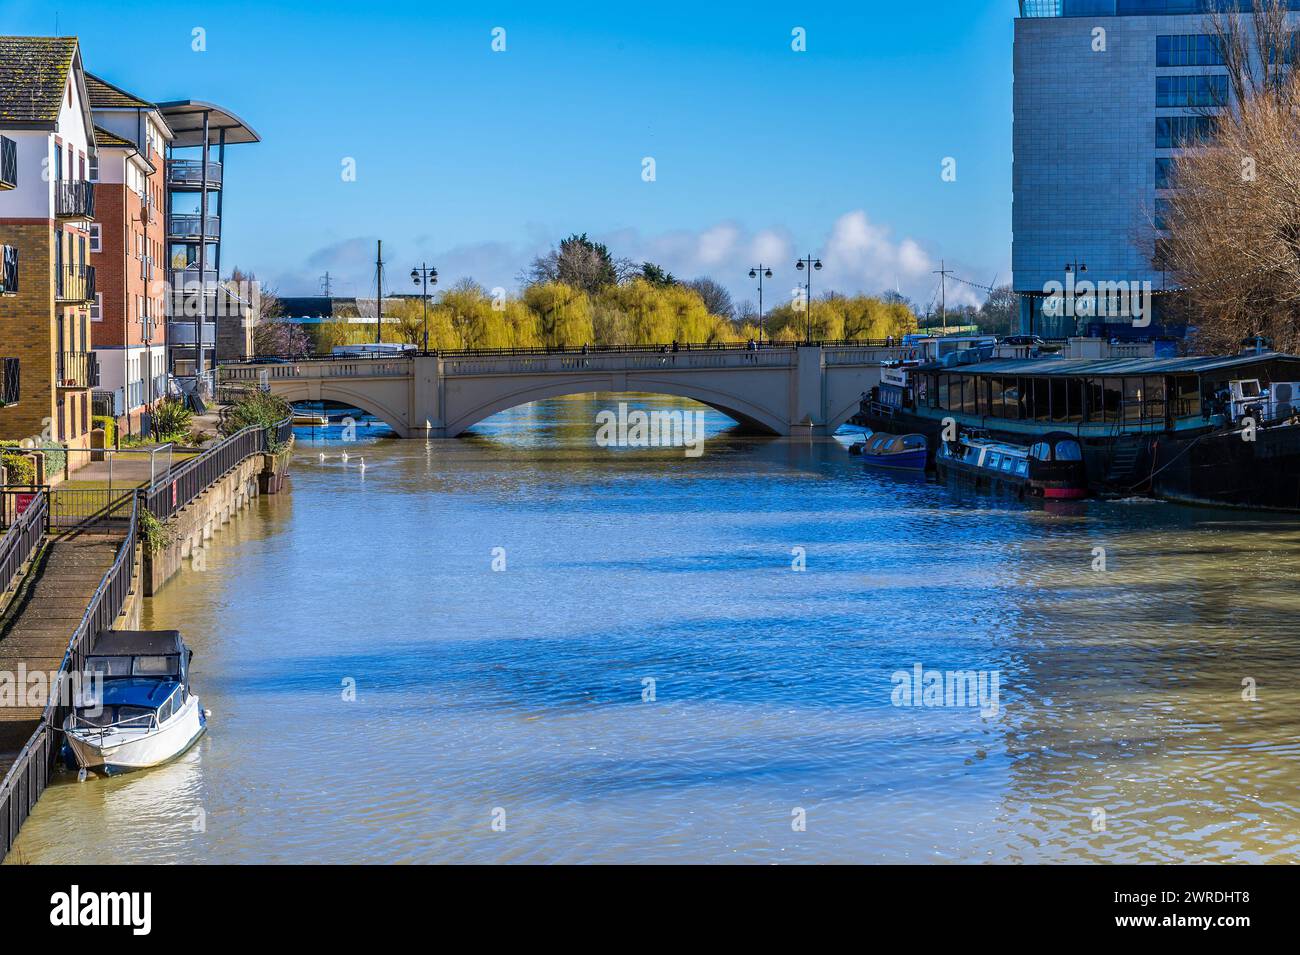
[0,531,120,778]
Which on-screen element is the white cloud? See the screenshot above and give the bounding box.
[275,211,994,312]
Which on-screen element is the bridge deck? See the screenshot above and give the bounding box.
[0,531,121,778]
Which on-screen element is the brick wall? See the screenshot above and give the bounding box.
[0,220,93,451]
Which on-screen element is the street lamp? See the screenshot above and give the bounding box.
[794,254,822,345]
[748,265,773,345]
[410,264,438,351]
[1063,260,1087,337]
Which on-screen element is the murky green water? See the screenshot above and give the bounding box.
[9,395,1300,863]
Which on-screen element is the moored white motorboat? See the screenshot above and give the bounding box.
[63,630,207,776]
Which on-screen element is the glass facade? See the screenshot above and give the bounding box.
[1157,74,1228,107]
[929,371,1202,424]
[1156,115,1214,147]
[1157,34,1225,66]
[1022,0,1300,16]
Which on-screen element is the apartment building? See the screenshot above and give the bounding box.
[156,100,260,384]
[86,73,172,436]
[0,36,99,452]
[1012,1,1300,338]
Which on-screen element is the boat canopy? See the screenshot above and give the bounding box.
[87,630,189,682]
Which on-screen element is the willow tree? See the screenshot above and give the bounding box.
[1160,0,1300,351]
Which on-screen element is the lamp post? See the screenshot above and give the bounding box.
[410,264,438,352]
[794,254,822,345]
[1063,259,1087,337]
[748,264,773,345]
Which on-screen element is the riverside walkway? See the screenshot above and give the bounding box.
[0,526,123,778]
[0,413,292,859]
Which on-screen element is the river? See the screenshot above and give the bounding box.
[8,394,1300,863]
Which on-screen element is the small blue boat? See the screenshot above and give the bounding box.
[856,432,929,471]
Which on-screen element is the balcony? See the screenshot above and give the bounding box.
[0,135,15,190]
[166,159,222,187]
[55,264,96,304]
[55,179,95,219]
[1,358,18,406]
[168,213,220,239]
[57,351,99,389]
[0,245,15,295]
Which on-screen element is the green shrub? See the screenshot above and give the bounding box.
[0,441,35,485]
[139,509,173,556]
[92,414,116,447]
[221,389,291,436]
[152,398,194,442]
[38,441,65,477]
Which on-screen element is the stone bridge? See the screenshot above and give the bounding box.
[218,344,905,438]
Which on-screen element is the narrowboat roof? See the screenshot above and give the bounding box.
[91,630,185,657]
[927,352,1300,379]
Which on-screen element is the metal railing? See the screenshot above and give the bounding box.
[0,491,46,596]
[0,492,137,861]
[48,489,136,530]
[167,213,220,239]
[0,135,15,190]
[55,179,94,219]
[143,414,291,521]
[55,264,95,304]
[166,159,222,186]
[0,244,16,294]
[56,351,98,388]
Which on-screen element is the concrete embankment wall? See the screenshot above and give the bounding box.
[143,444,293,597]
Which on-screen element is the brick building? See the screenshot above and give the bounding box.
[86,74,171,436]
[0,36,99,453]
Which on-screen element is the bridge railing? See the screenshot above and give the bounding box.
[143,414,292,521]
[0,493,138,862]
[0,491,47,597]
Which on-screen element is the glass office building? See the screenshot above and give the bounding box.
[1012,2,1299,337]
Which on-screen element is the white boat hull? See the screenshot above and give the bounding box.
[64,696,207,776]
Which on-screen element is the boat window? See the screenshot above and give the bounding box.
[133,655,178,677]
[1240,380,1262,398]
[158,696,173,723]
[903,435,927,450]
[1054,440,1083,461]
[86,655,131,677]
[987,452,1001,469]
[1015,459,1029,477]
[77,706,115,727]
[115,705,155,727]
[1001,456,1016,473]
[1030,442,1051,460]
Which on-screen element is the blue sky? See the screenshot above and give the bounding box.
[10,0,1015,309]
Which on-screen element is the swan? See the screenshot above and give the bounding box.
[358,457,367,472]
[341,451,350,462]
[318,452,326,462]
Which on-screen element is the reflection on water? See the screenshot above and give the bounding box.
[9,394,1300,863]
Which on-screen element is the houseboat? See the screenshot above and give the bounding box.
[854,341,1300,511]
[937,432,1088,500]
[856,432,929,471]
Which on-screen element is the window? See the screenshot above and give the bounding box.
[1156,157,1174,189]
[90,292,102,322]
[89,153,99,182]
[1155,198,1173,230]
[1157,75,1228,108]
[1156,116,1214,149]
[1157,34,1224,67]
[89,223,100,252]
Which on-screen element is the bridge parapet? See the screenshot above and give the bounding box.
[218,343,906,438]
[441,347,798,376]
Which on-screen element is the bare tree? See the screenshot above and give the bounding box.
[1161,0,1300,351]
[686,277,734,318]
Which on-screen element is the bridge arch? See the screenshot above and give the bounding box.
[445,378,789,437]
[273,381,412,437]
